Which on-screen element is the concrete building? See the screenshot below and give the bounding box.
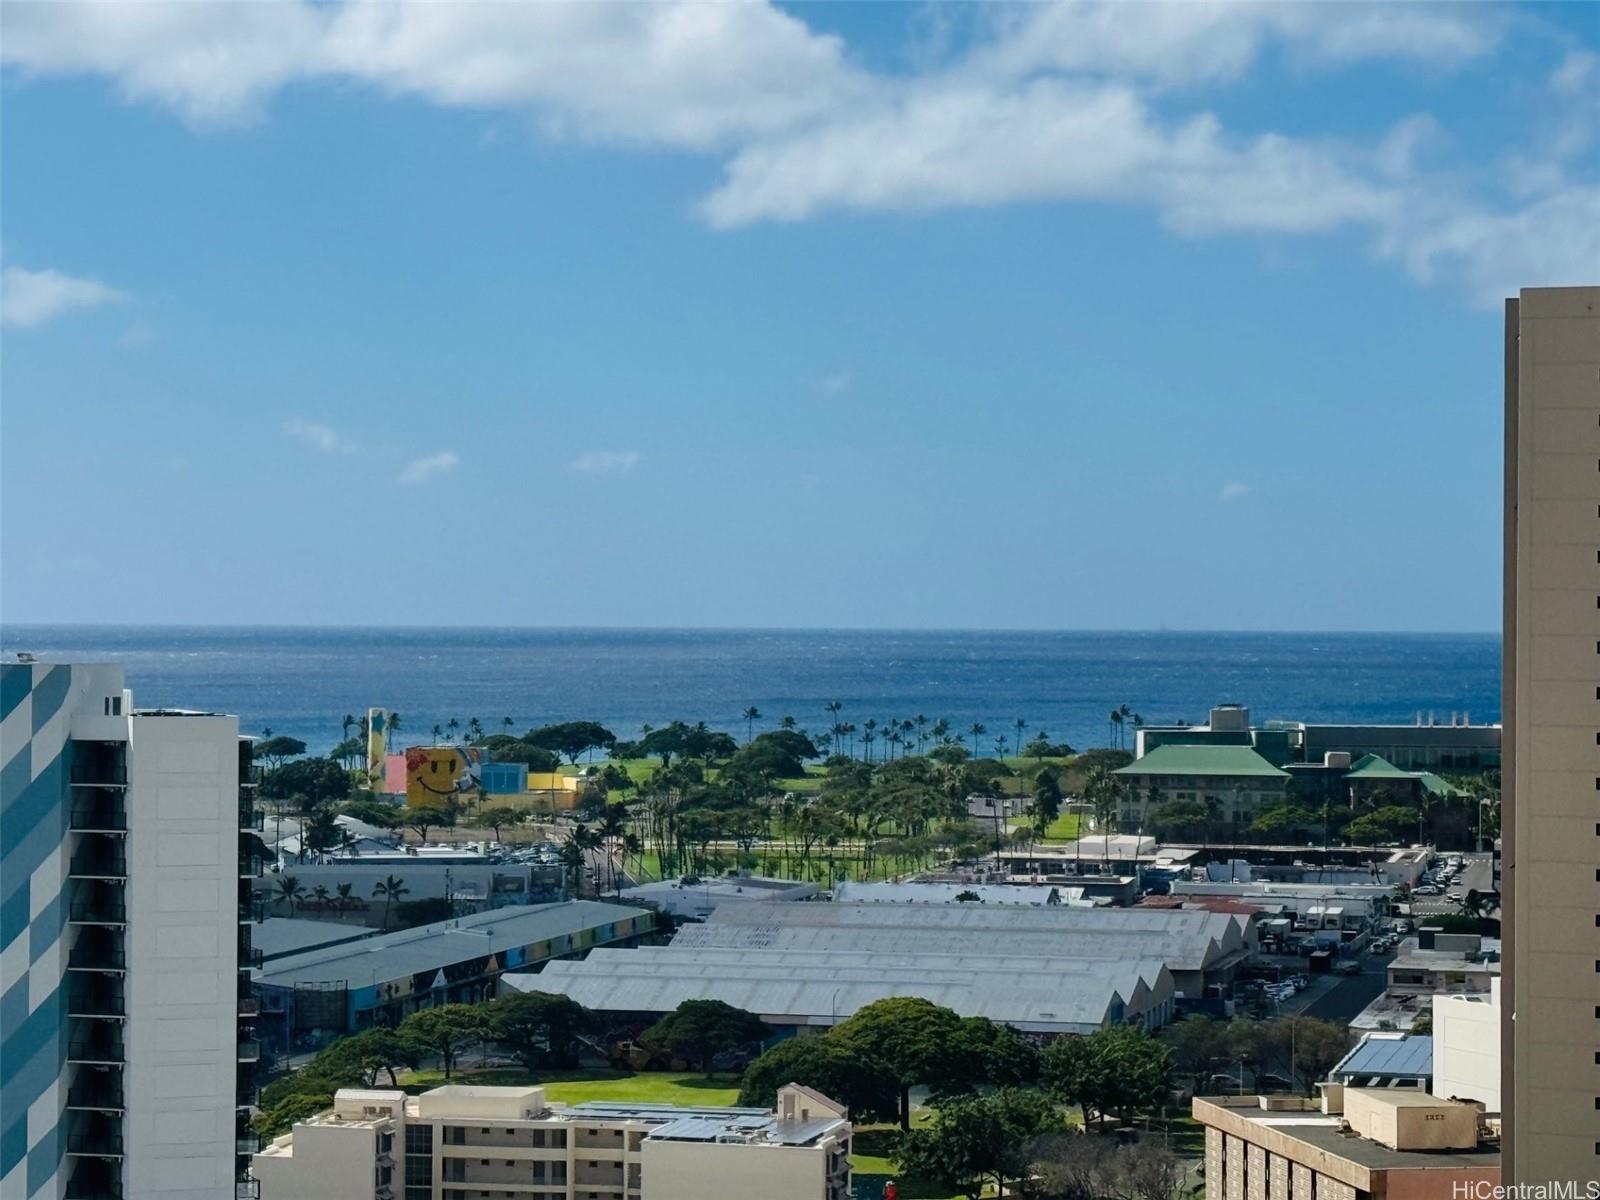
[1434,979,1500,1112]
[1137,703,1501,771]
[1330,1034,1432,1092]
[1194,1092,1499,1199]
[1,662,259,1200]
[618,875,819,923]
[254,856,566,919]
[252,1083,851,1200]
[1502,284,1600,1184]
[1112,744,1292,830]
[251,901,660,1046]
[1386,933,1499,998]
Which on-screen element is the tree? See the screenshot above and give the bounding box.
[895,1088,1061,1200]
[317,1027,422,1087]
[481,736,562,772]
[399,1004,491,1080]
[737,1037,898,1122]
[488,990,598,1071]
[260,758,351,806]
[255,735,308,770]
[302,807,344,858]
[1148,798,1209,842]
[642,999,768,1077]
[404,801,458,844]
[272,873,306,916]
[1264,1017,1350,1094]
[1043,1025,1171,1130]
[1033,769,1063,828]
[371,875,409,932]
[340,800,402,831]
[832,996,965,1129]
[1160,1016,1230,1091]
[742,706,762,744]
[478,806,523,842]
[1347,805,1419,845]
[524,722,617,764]
[953,1017,1041,1089]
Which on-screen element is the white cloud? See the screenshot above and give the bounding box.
[818,370,851,396]
[1,265,125,328]
[570,450,640,476]
[1219,482,1249,504]
[117,320,154,347]
[398,450,460,485]
[285,418,359,455]
[0,1,1587,303]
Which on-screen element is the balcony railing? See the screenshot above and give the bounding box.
[69,806,127,832]
[70,763,127,787]
[68,1039,125,1064]
[65,1132,125,1157]
[64,1179,123,1200]
[237,1040,261,1063]
[68,902,127,925]
[67,993,125,1018]
[68,947,127,972]
[239,946,264,969]
[235,1133,260,1156]
[237,1082,259,1109]
[68,857,127,880]
[66,1087,125,1111]
[238,996,260,1017]
[235,1180,260,1200]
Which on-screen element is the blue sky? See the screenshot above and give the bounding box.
[2,1,1597,632]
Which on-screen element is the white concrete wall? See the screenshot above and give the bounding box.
[1434,983,1501,1111]
[123,713,240,1200]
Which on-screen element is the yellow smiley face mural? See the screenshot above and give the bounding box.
[404,746,482,810]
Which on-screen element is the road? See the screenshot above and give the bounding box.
[1406,851,1495,918]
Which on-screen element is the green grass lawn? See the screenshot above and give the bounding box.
[1035,811,1082,842]
[849,1125,963,1200]
[397,1066,740,1106]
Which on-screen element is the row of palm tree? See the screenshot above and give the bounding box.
[272,873,412,931]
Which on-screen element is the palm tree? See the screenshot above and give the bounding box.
[914,714,928,753]
[742,707,762,745]
[431,723,444,745]
[446,717,460,744]
[1013,719,1026,761]
[501,716,515,735]
[466,717,484,745]
[598,804,629,894]
[620,831,645,883]
[311,884,331,911]
[372,875,409,932]
[273,874,305,917]
[341,714,357,746]
[388,713,401,744]
[335,882,355,912]
[969,722,987,759]
[1109,709,1124,749]
[779,715,797,731]
[863,719,878,762]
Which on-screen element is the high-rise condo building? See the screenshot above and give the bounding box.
[1503,285,1600,1182]
[0,661,263,1200]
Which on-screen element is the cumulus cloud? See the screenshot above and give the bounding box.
[570,450,640,476]
[285,418,359,455]
[1,265,125,328]
[1,0,1590,303]
[1219,482,1249,504]
[398,450,460,485]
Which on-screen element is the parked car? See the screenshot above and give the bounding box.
[1334,960,1362,976]
[1256,1073,1295,1091]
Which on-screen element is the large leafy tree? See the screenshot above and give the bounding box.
[1346,804,1420,845]
[488,991,598,1071]
[255,735,308,770]
[895,1088,1062,1200]
[642,999,768,1077]
[399,1004,492,1080]
[523,722,617,764]
[1042,1025,1172,1130]
[261,758,351,806]
[832,996,965,1129]
[480,735,562,772]
[737,1037,898,1122]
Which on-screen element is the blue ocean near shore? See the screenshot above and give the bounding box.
[0,625,1500,758]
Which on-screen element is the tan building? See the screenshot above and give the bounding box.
[251,1083,851,1200]
[1503,284,1600,1183]
[1194,1091,1499,1200]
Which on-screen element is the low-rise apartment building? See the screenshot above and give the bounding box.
[252,1083,851,1200]
[1194,1090,1499,1199]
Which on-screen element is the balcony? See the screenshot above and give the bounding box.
[239,946,264,969]
[68,853,127,880]
[237,1039,261,1063]
[64,1176,123,1200]
[70,762,127,788]
[69,802,127,832]
[235,1179,260,1200]
[68,1038,125,1064]
[235,1133,260,1156]
[238,995,260,1017]
[67,992,125,1019]
[68,946,127,973]
[237,1081,259,1109]
[67,1086,126,1112]
[65,1131,125,1158]
[68,901,127,926]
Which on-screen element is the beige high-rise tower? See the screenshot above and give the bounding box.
[1504,285,1600,1182]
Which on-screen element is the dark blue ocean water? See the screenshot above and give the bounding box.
[0,626,1500,757]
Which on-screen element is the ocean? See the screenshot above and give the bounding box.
[0,625,1500,758]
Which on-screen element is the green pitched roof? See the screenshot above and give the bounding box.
[1416,772,1467,797]
[1114,744,1290,779]
[1344,754,1417,780]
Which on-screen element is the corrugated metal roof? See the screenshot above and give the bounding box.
[256,901,650,989]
